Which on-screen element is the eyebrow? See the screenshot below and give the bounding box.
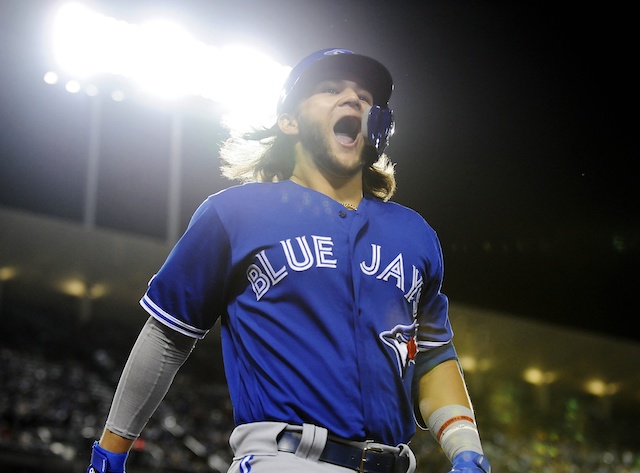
[316,79,373,94]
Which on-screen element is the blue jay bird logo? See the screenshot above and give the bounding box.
[379,322,418,378]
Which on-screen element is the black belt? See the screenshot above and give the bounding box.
[277,431,410,473]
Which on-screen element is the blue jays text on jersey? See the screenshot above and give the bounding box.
[140,180,456,446]
[247,236,425,307]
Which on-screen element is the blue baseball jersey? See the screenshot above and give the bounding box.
[140,180,455,445]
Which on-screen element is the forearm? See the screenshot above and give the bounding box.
[98,429,134,454]
[418,359,486,462]
[418,359,472,418]
[100,317,196,451]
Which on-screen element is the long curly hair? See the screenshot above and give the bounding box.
[219,125,397,201]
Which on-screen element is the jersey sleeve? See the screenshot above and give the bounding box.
[140,197,231,339]
[416,226,455,351]
[411,227,459,428]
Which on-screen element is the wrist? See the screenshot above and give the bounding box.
[426,405,483,462]
[88,441,129,473]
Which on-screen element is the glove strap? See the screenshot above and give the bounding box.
[453,450,491,473]
[88,441,129,473]
[475,454,491,473]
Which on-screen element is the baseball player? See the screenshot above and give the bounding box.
[86,48,491,473]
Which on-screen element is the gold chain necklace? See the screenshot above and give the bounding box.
[289,175,359,210]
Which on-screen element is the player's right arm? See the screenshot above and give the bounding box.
[87,317,197,473]
[96,429,134,454]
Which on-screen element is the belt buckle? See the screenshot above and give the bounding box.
[359,442,385,473]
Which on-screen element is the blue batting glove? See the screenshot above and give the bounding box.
[87,441,129,473]
[450,450,491,473]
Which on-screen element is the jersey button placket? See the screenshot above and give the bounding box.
[339,209,347,218]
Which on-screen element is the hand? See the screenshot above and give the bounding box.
[450,450,491,473]
[87,441,129,473]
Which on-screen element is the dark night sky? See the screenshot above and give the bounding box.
[0,1,637,342]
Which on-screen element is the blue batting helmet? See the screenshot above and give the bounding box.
[277,48,394,114]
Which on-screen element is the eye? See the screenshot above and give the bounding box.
[321,85,342,95]
[312,82,340,95]
[358,94,373,105]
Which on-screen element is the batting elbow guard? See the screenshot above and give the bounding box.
[87,441,129,473]
[450,451,491,473]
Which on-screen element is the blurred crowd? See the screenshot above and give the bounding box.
[1,307,639,473]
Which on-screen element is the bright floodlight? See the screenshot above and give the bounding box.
[65,80,81,93]
[43,71,59,85]
[51,3,291,126]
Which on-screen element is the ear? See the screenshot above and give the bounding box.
[277,113,299,136]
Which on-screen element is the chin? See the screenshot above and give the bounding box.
[334,152,364,172]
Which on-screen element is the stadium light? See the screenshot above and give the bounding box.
[585,379,619,397]
[65,80,81,93]
[43,71,59,85]
[50,3,291,127]
[458,355,492,374]
[523,367,557,386]
[58,278,87,297]
[0,266,18,281]
[57,278,108,299]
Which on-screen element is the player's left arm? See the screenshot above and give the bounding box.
[418,359,491,473]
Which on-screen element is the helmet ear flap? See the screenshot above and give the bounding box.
[362,105,395,155]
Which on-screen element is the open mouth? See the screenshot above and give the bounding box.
[333,116,361,146]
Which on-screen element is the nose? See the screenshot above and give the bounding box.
[338,87,362,111]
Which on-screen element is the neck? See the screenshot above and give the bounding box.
[289,166,363,210]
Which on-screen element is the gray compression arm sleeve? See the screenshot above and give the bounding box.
[105,317,197,439]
